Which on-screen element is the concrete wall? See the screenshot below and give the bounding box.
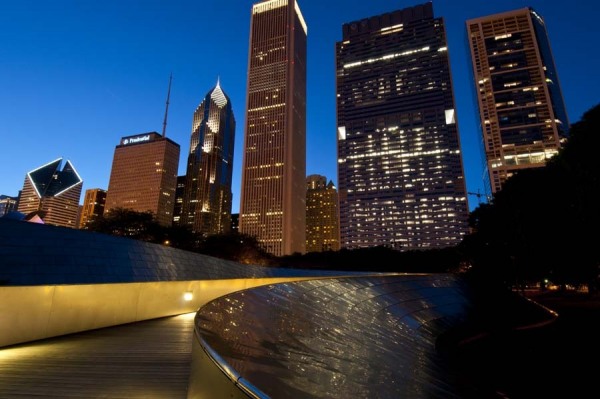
[0,277,315,348]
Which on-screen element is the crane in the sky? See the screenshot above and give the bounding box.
[467,190,491,205]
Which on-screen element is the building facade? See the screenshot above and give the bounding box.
[336,2,469,250]
[230,213,239,233]
[172,175,186,226]
[305,175,340,253]
[17,158,83,228]
[181,81,235,236]
[467,8,569,194]
[104,132,180,227]
[0,195,18,217]
[239,0,307,256]
[78,188,106,229]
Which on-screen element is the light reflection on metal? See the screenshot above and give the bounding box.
[195,274,472,398]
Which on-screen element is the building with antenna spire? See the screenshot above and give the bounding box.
[104,77,180,227]
[181,79,236,236]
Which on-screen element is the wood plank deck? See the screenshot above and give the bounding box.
[0,313,196,398]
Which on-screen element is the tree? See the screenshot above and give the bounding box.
[86,208,162,242]
[86,208,198,250]
[463,103,600,290]
[197,232,274,265]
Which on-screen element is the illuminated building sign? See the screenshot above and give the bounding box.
[122,135,151,145]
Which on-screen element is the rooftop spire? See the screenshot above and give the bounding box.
[162,73,172,137]
[211,76,228,107]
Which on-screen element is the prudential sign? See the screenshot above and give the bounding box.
[122,135,151,145]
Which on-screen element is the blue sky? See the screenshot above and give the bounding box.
[1,0,597,213]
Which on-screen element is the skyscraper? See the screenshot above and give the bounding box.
[336,3,469,250]
[305,175,340,253]
[104,132,180,227]
[181,80,235,236]
[17,158,83,228]
[467,8,569,194]
[172,175,186,226]
[239,0,307,256]
[0,195,19,217]
[78,188,106,229]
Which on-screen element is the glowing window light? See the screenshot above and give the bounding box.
[343,46,430,69]
[445,109,455,125]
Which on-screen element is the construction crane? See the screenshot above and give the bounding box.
[467,190,490,205]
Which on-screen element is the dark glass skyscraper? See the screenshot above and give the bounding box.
[181,80,235,236]
[240,0,307,256]
[467,8,569,194]
[17,158,83,228]
[336,3,469,250]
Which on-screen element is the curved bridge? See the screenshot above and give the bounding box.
[190,274,472,398]
[0,218,556,398]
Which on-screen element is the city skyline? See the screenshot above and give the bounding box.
[1,0,598,214]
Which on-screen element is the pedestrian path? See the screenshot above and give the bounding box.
[0,313,196,398]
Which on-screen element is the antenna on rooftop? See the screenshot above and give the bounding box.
[162,73,172,137]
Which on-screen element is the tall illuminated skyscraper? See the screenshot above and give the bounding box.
[306,175,340,253]
[240,0,307,256]
[17,158,83,228]
[78,188,106,229]
[336,3,469,250]
[104,132,180,227]
[181,80,235,236]
[467,8,569,194]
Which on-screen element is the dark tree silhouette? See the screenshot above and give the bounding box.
[86,208,162,242]
[462,103,600,291]
[86,207,197,250]
[198,232,274,265]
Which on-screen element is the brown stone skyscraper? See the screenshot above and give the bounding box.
[78,188,106,229]
[239,0,307,256]
[306,175,340,253]
[467,8,569,194]
[104,132,180,227]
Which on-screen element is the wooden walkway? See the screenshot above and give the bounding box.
[0,313,196,398]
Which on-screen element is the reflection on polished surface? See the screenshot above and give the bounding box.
[194,274,470,398]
